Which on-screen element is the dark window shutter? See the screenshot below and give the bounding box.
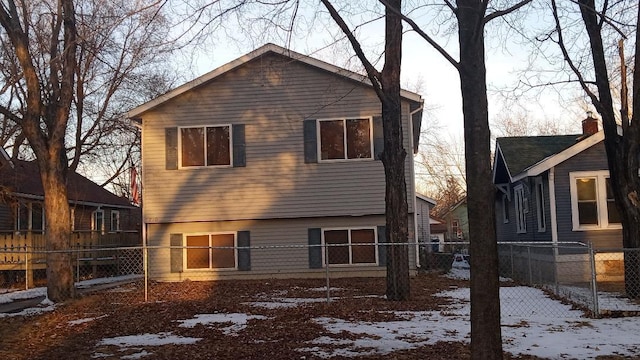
[377,226,386,267]
[170,233,183,273]
[237,230,251,271]
[308,228,322,268]
[166,127,178,170]
[232,124,246,167]
[303,119,317,163]
[373,116,384,160]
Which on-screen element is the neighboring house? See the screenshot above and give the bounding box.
[429,216,447,252]
[0,147,141,244]
[415,194,436,245]
[128,44,424,281]
[493,115,623,282]
[441,197,469,242]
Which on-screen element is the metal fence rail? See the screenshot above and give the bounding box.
[2,241,640,317]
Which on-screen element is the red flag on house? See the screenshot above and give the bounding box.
[130,165,140,205]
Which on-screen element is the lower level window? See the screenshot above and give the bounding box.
[324,228,376,265]
[185,233,236,269]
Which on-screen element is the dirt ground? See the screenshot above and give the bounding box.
[0,274,556,360]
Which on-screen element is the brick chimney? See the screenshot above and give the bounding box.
[582,111,599,136]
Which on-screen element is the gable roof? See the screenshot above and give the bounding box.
[416,193,436,206]
[127,43,424,153]
[0,160,133,208]
[494,131,605,183]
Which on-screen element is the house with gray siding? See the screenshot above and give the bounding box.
[493,116,624,282]
[128,44,424,281]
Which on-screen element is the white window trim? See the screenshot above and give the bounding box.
[502,194,509,224]
[177,124,233,169]
[110,210,121,232]
[321,227,378,266]
[316,117,374,163]
[183,232,238,271]
[535,177,546,232]
[514,184,527,234]
[569,170,622,231]
[70,208,75,231]
[92,209,105,235]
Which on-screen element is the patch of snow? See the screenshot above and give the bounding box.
[0,287,46,304]
[121,350,152,359]
[308,287,344,292]
[97,332,200,347]
[0,305,56,318]
[303,284,640,359]
[247,297,328,309]
[76,274,142,289]
[177,313,267,335]
[68,314,109,326]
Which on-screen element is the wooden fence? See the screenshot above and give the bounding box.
[0,230,141,287]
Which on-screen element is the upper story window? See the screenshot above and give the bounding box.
[570,171,621,230]
[180,125,231,167]
[514,184,527,234]
[323,228,377,265]
[318,118,373,161]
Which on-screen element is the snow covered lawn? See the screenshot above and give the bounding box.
[0,272,638,359]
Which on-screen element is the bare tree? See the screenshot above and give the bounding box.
[0,0,77,301]
[319,0,411,301]
[381,0,532,358]
[549,0,640,298]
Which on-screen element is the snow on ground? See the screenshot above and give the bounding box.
[0,287,46,304]
[0,274,142,305]
[4,271,640,358]
[177,313,268,335]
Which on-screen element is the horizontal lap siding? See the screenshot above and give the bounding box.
[554,142,622,248]
[146,216,417,281]
[141,53,415,223]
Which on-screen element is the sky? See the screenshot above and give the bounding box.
[172,1,589,141]
[2,270,640,359]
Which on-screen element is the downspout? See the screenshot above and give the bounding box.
[548,167,560,293]
[410,104,423,269]
[548,167,558,245]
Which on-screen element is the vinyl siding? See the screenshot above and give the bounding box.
[146,216,418,281]
[415,198,431,243]
[497,173,555,243]
[553,142,622,248]
[140,53,416,224]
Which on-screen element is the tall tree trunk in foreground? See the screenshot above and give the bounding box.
[456,1,502,358]
[576,0,640,298]
[321,0,410,300]
[0,0,78,301]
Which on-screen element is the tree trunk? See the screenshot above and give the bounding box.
[457,1,502,358]
[578,0,640,299]
[39,158,74,302]
[380,0,410,301]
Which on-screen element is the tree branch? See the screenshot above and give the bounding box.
[550,0,600,105]
[484,0,532,24]
[378,0,460,70]
[319,0,383,99]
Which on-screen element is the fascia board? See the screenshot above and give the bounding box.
[511,131,605,182]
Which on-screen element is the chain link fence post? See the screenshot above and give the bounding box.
[144,243,148,302]
[588,241,599,317]
[325,242,330,303]
[527,245,532,284]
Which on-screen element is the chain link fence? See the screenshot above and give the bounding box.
[2,240,640,318]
